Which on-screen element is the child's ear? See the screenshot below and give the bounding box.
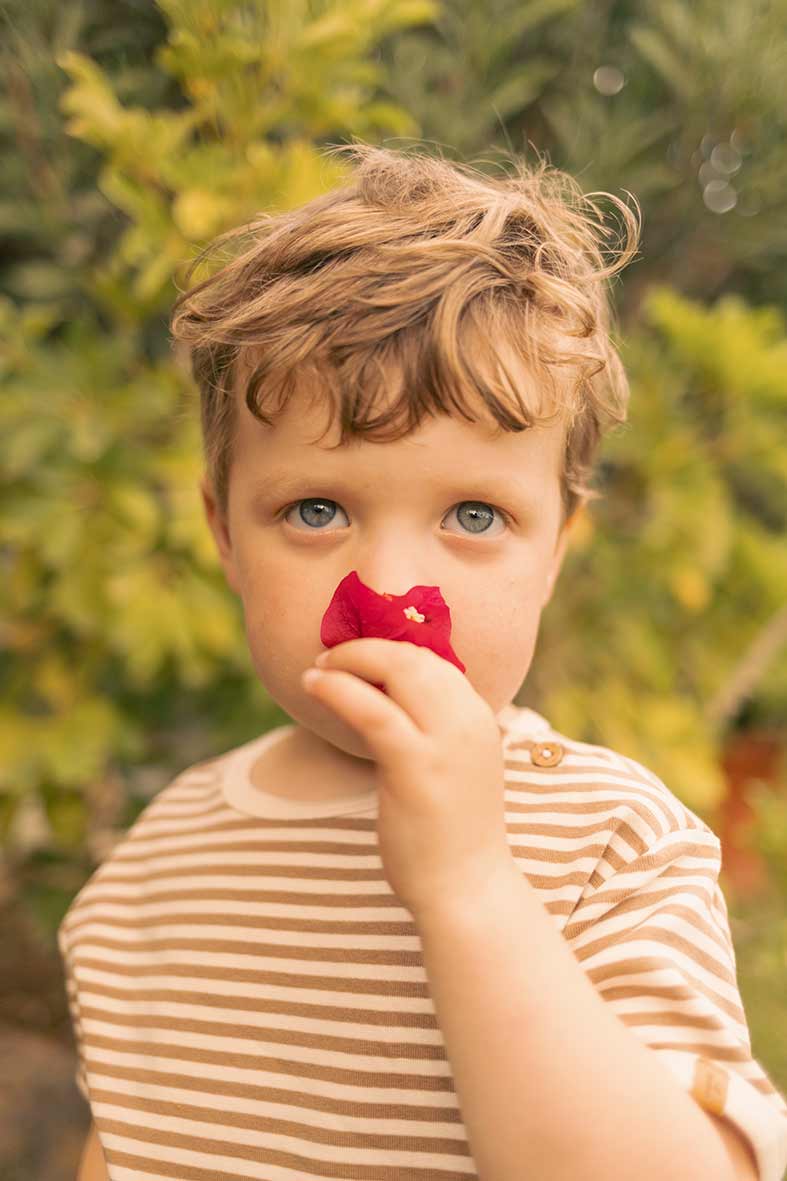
[199,477,241,595]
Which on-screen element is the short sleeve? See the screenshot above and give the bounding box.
[564,826,787,1181]
[58,924,91,1104]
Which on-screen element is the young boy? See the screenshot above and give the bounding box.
[60,142,787,1181]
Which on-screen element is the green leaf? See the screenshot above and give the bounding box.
[629,25,694,100]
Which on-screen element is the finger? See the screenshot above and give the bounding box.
[302,666,423,761]
[317,638,463,733]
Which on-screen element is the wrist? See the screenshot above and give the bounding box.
[413,852,524,933]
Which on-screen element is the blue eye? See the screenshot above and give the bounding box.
[445,502,508,536]
[281,498,509,537]
[284,498,349,530]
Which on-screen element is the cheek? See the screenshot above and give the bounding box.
[453,598,542,708]
[233,552,312,646]
[450,573,543,664]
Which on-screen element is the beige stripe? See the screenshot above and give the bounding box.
[85,1059,459,1107]
[616,1007,739,1034]
[138,805,229,827]
[638,1039,751,1062]
[565,886,721,940]
[585,866,720,908]
[587,958,746,1024]
[70,933,432,963]
[574,923,737,987]
[75,863,395,883]
[141,793,227,813]
[102,1136,474,1181]
[67,908,423,936]
[618,1022,751,1062]
[79,994,444,1032]
[69,884,403,915]
[502,785,688,833]
[84,1038,454,1090]
[90,848,612,880]
[574,899,732,963]
[67,886,400,907]
[76,961,432,1000]
[587,852,719,895]
[597,982,748,1029]
[103,812,680,869]
[74,856,605,891]
[108,835,384,865]
[126,809,654,851]
[92,1086,467,1141]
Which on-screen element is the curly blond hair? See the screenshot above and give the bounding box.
[169,140,640,530]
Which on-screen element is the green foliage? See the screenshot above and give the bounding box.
[731,785,787,1096]
[532,288,787,815]
[376,0,580,158]
[379,0,787,309]
[0,0,176,309]
[54,0,435,312]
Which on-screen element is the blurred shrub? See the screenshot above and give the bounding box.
[380,0,787,310]
[531,287,787,816]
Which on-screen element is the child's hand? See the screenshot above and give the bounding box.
[302,638,515,923]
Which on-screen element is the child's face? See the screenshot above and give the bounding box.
[201,360,573,766]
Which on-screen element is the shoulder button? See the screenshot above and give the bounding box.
[531,741,564,767]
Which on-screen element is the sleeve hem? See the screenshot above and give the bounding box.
[654,1048,787,1181]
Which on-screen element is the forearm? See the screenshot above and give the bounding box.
[415,859,745,1181]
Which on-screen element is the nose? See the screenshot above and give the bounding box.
[355,569,427,602]
[352,531,437,602]
[356,576,420,604]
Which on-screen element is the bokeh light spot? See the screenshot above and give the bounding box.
[593,66,625,95]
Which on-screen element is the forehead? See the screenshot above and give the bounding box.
[230,336,568,491]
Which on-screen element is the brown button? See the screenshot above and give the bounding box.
[530,741,564,767]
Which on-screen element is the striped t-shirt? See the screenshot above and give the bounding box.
[59,703,787,1181]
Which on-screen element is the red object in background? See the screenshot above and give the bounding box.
[717,728,784,898]
[319,570,466,694]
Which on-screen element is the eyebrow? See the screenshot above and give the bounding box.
[251,468,535,511]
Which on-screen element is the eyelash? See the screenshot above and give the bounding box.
[277,498,512,537]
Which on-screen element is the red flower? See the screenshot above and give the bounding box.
[319,571,466,693]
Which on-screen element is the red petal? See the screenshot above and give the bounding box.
[319,570,466,673]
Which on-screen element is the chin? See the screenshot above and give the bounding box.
[317,718,376,762]
[284,694,377,763]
